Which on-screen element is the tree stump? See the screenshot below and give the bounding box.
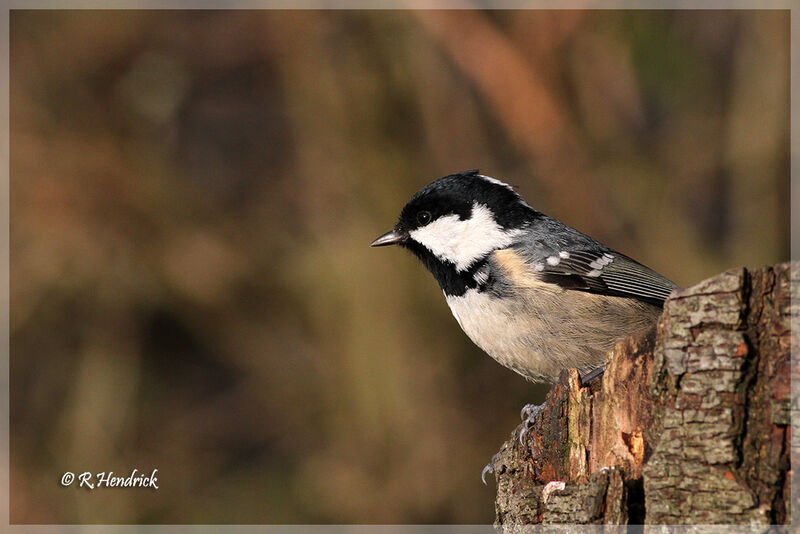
[490,262,794,528]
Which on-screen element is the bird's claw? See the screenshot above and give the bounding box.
[519,402,544,444]
[482,403,544,483]
[481,452,499,485]
[520,403,539,420]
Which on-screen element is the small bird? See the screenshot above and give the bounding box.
[371,170,677,384]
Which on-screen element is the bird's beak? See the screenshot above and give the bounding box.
[370,229,406,247]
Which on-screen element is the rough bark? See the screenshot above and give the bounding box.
[490,262,794,529]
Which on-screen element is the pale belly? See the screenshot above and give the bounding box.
[445,286,659,383]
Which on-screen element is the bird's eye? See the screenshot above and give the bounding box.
[416,211,432,225]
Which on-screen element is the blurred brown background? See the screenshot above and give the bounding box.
[10,9,789,524]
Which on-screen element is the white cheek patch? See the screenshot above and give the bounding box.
[409,203,523,272]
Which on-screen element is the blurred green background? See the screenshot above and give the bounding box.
[10,9,789,524]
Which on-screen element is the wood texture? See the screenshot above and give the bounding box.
[491,262,794,528]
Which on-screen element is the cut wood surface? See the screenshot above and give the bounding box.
[491,262,794,528]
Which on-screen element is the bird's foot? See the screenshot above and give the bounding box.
[481,452,499,485]
[579,365,606,386]
[519,402,545,444]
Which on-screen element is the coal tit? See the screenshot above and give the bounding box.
[371,170,677,384]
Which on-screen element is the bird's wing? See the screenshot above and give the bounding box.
[537,249,677,305]
[505,244,678,306]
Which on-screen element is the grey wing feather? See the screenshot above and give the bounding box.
[512,224,678,305]
[548,250,678,305]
